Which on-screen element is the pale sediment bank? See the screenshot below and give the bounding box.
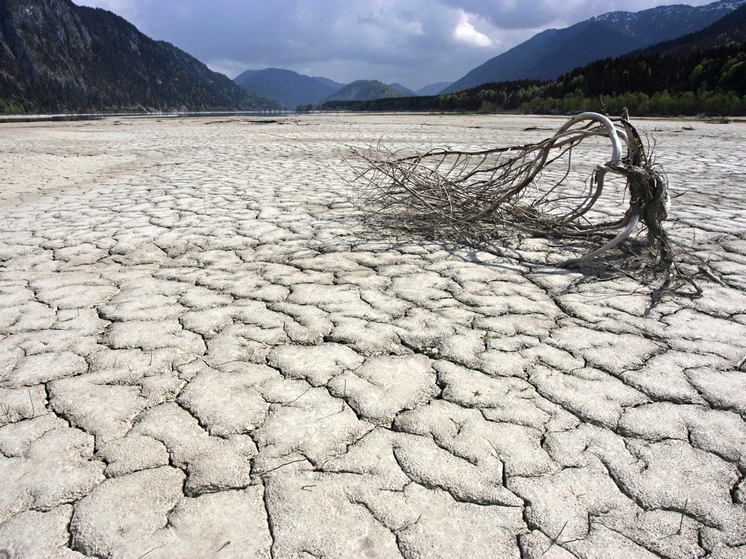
[1,114,745,558]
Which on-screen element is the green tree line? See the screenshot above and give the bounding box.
[322,41,746,117]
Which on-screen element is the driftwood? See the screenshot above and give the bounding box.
[346,111,671,271]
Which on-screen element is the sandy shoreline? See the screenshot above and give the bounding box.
[1,113,745,558]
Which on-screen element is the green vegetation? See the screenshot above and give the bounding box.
[321,42,746,116]
[0,97,27,114]
[528,42,746,116]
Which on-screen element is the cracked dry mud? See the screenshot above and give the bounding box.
[1,114,745,559]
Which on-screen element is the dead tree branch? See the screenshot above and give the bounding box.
[345,111,671,273]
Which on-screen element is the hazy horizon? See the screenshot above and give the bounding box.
[74,0,724,90]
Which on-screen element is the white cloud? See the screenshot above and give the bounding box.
[453,11,493,47]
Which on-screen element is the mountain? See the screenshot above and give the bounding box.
[320,79,540,113]
[531,21,642,79]
[311,76,346,91]
[320,80,412,102]
[541,3,746,99]
[233,69,260,86]
[593,0,745,45]
[236,68,337,108]
[642,2,746,55]
[0,0,280,113]
[389,82,416,95]
[418,82,452,96]
[442,0,746,93]
[330,4,746,116]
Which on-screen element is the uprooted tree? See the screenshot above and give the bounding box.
[346,111,674,275]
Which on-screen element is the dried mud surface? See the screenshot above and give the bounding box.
[1,114,745,558]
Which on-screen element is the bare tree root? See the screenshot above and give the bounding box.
[345,111,680,287]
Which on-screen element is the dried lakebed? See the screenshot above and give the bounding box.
[0,114,745,558]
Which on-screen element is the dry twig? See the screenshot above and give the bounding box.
[345,111,672,275]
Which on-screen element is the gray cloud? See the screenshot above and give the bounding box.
[73,0,715,90]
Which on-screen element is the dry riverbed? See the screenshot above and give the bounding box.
[1,113,745,558]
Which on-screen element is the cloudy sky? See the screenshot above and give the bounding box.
[74,0,716,90]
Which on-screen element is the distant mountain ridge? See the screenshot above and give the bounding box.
[389,83,417,95]
[441,0,746,93]
[641,2,746,55]
[0,0,280,113]
[232,70,452,104]
[311,76,346,90]
[233,69,260,86]
[320,80,412,103]
[593,0,745,45]
[235,68,339,108]
[416,82,453,96]
[232,69,346,107]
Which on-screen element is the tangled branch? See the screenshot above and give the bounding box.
[346,111,671,272]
